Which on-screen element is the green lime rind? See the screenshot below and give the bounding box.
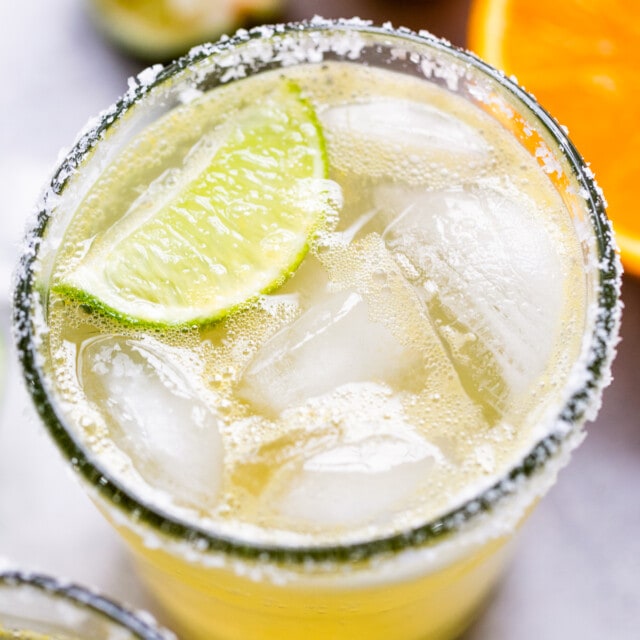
[52,240,310,330]
[53,80,336,329]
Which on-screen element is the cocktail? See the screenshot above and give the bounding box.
[0,569,172,639]
[14,19,620,640]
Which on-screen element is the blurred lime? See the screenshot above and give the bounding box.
[88,0,283,60]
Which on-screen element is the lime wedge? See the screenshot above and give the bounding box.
[55,81,336,327]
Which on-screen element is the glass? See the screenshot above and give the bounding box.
[0,570,172,639]
[13,19,621,640]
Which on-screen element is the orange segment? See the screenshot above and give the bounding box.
[468,0,640,275]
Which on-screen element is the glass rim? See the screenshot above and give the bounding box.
[0,570,171,638]
[13,18,622,565]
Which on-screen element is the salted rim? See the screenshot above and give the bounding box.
[12,18,621,564]
[0,570,173,639]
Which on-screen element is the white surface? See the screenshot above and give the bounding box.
[0,0,163,625]
[0,1,639,638]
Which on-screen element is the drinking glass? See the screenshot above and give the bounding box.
[0,569,172,639]
[13,19,621,640]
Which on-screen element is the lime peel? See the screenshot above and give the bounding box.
[54,81,339,328]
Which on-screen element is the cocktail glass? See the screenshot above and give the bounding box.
[13,19,621,640]
[0,569,172,639]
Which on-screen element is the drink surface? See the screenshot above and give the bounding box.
[42,61,586,546]
[1,628,122,640]
[0,632,82,640]
[0,632,55,640]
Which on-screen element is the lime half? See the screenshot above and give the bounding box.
[55,81,336,327]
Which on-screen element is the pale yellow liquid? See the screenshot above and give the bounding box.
[0,632,79,640]
[0,626,133,640]
[0,632,53,640]
[40,60,586,639]
[0,604,137,640]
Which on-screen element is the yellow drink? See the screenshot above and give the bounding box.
[122,528,511,639]
[15,20,620,640]
[0,632,52,640]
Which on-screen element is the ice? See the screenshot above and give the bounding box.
[377,183,563,406]
[274,387,444,527]
[79,336,223,509]
[321,98,489,158]
[237,288,424,416]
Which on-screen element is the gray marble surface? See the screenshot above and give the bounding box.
[0,1,638,638]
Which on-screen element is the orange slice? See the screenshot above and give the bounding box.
[468,0,640,275]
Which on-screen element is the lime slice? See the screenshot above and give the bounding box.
[89,0,282,60]
[55,81,336,327]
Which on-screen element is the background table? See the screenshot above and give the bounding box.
[1,1,638,638]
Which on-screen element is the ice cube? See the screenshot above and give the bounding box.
[237,288,424,416]
[378,183,563,404]
[274,386,444,528]
[321,98,489,157]
[79,336,223,510]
